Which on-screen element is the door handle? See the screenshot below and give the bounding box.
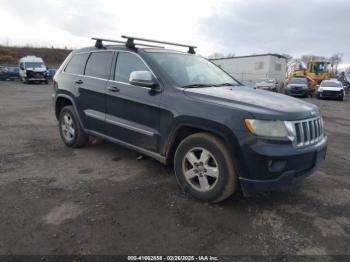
[107,86,120,92]
[75,79,83,84]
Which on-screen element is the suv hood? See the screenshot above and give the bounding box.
[320,86,343,91]
[184,86,319,120]
[288,84,308,88]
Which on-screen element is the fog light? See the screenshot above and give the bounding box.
[268,160,287,172]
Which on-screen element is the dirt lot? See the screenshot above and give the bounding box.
[0,81,349,257]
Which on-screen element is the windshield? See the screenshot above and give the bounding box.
[148,52,240,87]
[290,78,307,84]
[311,62,330,74]
[321,81,341,87]
[25,62,45,69]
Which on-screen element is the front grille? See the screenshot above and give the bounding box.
[27,71,45,79]
[290,86,305,94]
[322,90,341,97]
[294,117,324,148]
[33,72,44,78]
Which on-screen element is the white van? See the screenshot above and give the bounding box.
[19,56,48,84]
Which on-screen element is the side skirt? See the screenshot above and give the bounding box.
[87,130,167,164]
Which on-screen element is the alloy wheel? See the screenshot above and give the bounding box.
[182,147,219,192]
[61,112,75,142]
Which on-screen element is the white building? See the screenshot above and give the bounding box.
[211,54,288,86]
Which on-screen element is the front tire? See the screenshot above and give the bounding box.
[174,133,238,203]
[59,105,89,148]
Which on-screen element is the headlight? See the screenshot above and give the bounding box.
[318,87,323,92]
[245,119,295,139]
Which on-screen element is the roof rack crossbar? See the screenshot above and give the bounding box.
[121,35,197,54]
[91,37,164,49]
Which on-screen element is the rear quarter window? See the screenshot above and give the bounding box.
[64,53,89,75]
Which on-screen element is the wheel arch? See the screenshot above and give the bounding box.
[164,118,243,167]
[55,94,86,130]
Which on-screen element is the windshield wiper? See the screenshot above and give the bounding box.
[214,83,240,87]
[182,84,213,88]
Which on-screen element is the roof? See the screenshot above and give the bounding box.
[19,56,44,62]
[210,53,288,61]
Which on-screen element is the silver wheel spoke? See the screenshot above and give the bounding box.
[205,166,219,178]
[198,176,210,191]
[64,115,69,125]
[68,126,75,136]
[199,149,210,164]
[184,168,197,179]
[185,152,199,166]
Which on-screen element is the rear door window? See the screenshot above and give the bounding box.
[114,52,149,83]
[64,53,89,75]
[85,51,114,79]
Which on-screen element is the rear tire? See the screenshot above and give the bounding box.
[174,133,238,203]
[59,105,89,148]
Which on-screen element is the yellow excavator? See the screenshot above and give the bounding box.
[285,60,333,92]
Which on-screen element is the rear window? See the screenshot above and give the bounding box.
[85,52,114,79]
[64,53,89,75]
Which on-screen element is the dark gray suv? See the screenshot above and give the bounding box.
[53,36,327,202]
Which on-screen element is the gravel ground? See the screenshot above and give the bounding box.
[0,81,349,257]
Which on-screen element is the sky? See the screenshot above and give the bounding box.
[0,0,349,64]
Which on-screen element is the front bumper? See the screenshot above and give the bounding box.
[25,71,47,81]
[317,90,343,99]
[238,135,327,196]
[27,78,47,81]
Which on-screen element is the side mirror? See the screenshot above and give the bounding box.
[129,71,157,88]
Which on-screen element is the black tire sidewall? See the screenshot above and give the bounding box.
[59,106,78,147]
[174,135,233,202]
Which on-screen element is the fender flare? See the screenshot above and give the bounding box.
[55,93,86,130]
[164,117,243,161]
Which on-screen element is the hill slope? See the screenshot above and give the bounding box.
[0,46,72,68]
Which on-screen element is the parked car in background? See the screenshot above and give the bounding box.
[19,56,48,84]
[255,78,278,92]
[0,66,20,81]
[47,68,57,82]
[317,80,345,101]
[284,77,311,97]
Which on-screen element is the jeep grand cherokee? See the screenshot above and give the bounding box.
[53,36,327,202]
